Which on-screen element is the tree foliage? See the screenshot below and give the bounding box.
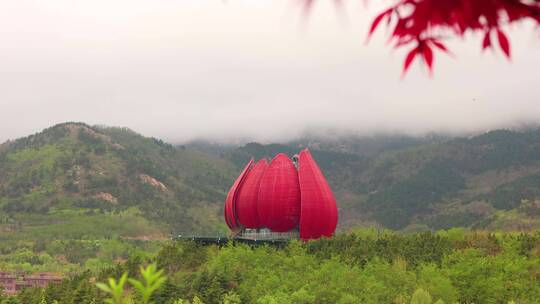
[302,0,540,75]
[8,231,540,304]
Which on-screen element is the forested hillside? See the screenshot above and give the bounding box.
[217,129,540,231]
[3,123,540,240]
[3,123,540,276]
[0,123,235,239]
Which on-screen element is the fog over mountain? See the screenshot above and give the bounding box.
[1,0,539,144]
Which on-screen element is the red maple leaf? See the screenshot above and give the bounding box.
[299,0,540,76]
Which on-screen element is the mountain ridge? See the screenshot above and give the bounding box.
[2,122,540,241]
[0,122,235,240]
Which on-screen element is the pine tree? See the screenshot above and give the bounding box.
[192,296,204,304]
[411,289,432,304]
[39,290,48,304]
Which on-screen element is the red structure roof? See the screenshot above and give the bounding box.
[0,272,61,295]
[298,149,338,239]
[224,149,338,240]
[258,154,301,232]
[224,158,253,231]
[236,159,268,229]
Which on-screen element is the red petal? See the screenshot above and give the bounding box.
[393,38,414,49]
[300,0,315,15]
[423,45,434,74]
[235,159,268,229]
[258,154,301,232]
[224,159,253,230]
[302,0,314,9]
[403,47,418,76]
[482,31,492,50]
[298,149,338,240]
[368,8,393,37]
[431,40,449,53]
[496,29,511,58]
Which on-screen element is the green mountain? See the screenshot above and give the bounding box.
[3,123,540,242]
[0,123,235,241]
[217,129,540,231]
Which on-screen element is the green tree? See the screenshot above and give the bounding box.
[39,290,48,304]
[192,296,204,304]
[221,291,241,304]
[96,273,129,304]
[128,264,166,304]
[411,289,432,304]
[96,264,166,304]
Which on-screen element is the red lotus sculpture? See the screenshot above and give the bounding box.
[224,149,338,240]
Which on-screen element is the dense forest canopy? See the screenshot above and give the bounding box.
[4,229,540,304]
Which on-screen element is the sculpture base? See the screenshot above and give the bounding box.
[237,228,299,241]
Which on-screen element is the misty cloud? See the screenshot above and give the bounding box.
[0,0,539,143]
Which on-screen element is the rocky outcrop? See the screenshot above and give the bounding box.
[93,192,118,204]
[139,174,167,191]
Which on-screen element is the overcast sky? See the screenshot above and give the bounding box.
[0,0,539,143]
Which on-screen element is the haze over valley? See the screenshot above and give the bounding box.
[1,1,540,144]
